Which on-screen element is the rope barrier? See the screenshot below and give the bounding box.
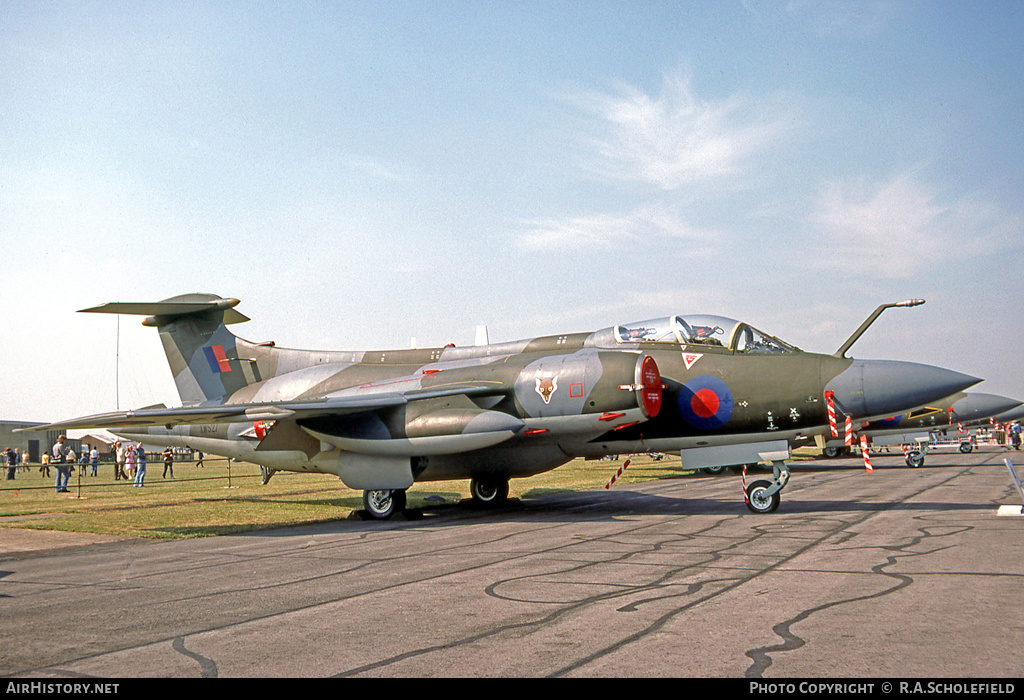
[0,458,255,494]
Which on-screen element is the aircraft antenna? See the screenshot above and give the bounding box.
[475,325,489,347]
[833,299,925,358]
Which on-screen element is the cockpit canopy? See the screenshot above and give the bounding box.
[613,315,797,354]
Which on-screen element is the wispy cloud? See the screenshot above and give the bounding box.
[566,70,798,191]
[340,154,412,183]
[783,0,901,39]
[809,170,1023,278]
[520,70,797,254]
[518,205,721,254]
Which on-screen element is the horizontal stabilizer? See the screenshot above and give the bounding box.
[79,294,250,325]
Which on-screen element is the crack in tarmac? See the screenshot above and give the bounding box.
[742,469,973,677]
[172,637,218,678]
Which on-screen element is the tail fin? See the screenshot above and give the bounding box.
[81,294,260,405]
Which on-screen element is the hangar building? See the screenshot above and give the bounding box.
[0,421,84,463]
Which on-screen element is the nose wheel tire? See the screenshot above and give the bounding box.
[363,489,407,519]
[470,477,509,506]
[745,479,781,514]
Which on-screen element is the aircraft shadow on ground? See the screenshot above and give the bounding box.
[219,486,997,538]
[514,489,992,517]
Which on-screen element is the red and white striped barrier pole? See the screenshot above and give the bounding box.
[860,434,873,473]
[825,391,839,437]
[845,416,853,447]
[605,459,631,489]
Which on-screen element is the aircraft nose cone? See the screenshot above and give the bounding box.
[827,360,981,419]
[950,393,1022,421]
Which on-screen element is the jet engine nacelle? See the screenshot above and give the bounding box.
[304,402,524,458]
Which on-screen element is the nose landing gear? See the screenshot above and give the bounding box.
[744,461,790,514]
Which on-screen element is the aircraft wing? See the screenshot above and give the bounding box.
[22,384,506,433]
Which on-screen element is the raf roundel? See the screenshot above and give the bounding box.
[677,375,734,430]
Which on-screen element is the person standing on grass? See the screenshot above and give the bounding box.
[162,446,174,478]
[134,444,147,487]
[125,443,136,480]
[52,435,70,493]
[114,441,126,480]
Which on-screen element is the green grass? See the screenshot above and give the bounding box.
[0,453,702,540]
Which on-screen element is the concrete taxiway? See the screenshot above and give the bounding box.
[2,448,1022,678]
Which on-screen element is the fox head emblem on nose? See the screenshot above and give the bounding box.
[535,376,558,404]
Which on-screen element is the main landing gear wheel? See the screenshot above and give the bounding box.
[470,477,509,506]
[362,489,407,520]
[959,442,974,454]
[905,451,925,468]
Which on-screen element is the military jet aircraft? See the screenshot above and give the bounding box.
[819,391,1022,466]
[993,405,1024,425]
[29,294,979,518]
[936,402,1024,453]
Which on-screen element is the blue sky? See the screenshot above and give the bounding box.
[2,1,1023,422]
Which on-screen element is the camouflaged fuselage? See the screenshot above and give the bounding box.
[45,294,979,490]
